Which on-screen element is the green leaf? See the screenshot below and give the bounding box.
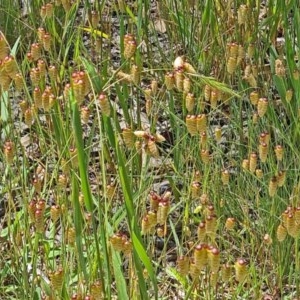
[112,250,129,300]
[132,232,158,299]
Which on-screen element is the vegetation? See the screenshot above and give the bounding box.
[0,0,299,299]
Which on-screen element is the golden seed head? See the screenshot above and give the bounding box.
[14,73,24,91]
[37,59,46,77]
[145,138,159,158]
[144,87,152,102]
[173,56,185,70]
[234,258,248,283]
[124,33,134,45]
[26,52,33,62]
[249,91,259,105]
[186,114,197,136]
[263,234,272,245]
[242,158,249,171]
[185,92,195,112]
[286,89,293,102]
[249,152,257,173]
[189,260,201,279]
[210,88,220,108]
[156,226,165,237]
[293,69,299,80]
[221,263,232,282]
[193,170,202,182]
[124,39,137,59]
[244,65,251,78]
[247,43,255,59]
[208,247,220,273]
[196,114,207,133]
[33,177,42,194]
[58,173,68,188]
[72,79,85,105]
[50,205,61,222]
[151,79,158,95]
[3,55,18,78]
[36,199,46,212]
[46,3,54,17]
[294,207,300,223]
[19,99,28,114]
[81,106,90,124]
[277,170,286,187]
[214,126,221,142]
[200,149,210,164]
[147,210,157,228]
[237,5,248,25]
[91,10,100,28]
[33,87,42,108]
[206,214,217,237]
[204,84,211,102]
[259,142,268,163]
[282,210,289,228]
[49,267,64,291]
[110,233,124,251]
[90,281,102,298]
[157,201,170,225]
[194,243,208,270]
[141,216,151,235]
[197,221,206,241]
[4,141,15,164]
[257,97,268,117]
[35,209,44,233]
[0,67,10,90]
[131,64,140,85]
[252,112,259,124]
[174,68,184,91]
[42,90,51,111]
[274,145,283,161]
[200,193,209,205]
[255,169,263,179]
[237,44,245,64]
[225,217,235,230]
[287,213,298,238]
[183,77,191,93]
[176,255,189,276]
[183,62,196,73]
[199,131,207,148]
[245,73,257,87]
[24,107,34,126]
[276,223,287,242]
[37,27,46,41]
[48,65,57,81]
[221,169,230,185]
[98,92,111,116]
[165,72,175,90]
[31,43,41,61]
[275,59,286,76]
[62,0,71,12]
[259,131,270,145]
[42,33,51,51]
[268,176,278,197]
[122,127,135,149]
[227,56,237,74]
[28,200,37,221]
[191,181,201,199]
[0,34,8,60]
[229,42,238,58]
[40,5,47,18]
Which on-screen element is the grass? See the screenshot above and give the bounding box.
[0,0,300,299]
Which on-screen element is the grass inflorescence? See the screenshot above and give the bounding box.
[0,0,300,299]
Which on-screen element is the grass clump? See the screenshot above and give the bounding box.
[0,0,300,299]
